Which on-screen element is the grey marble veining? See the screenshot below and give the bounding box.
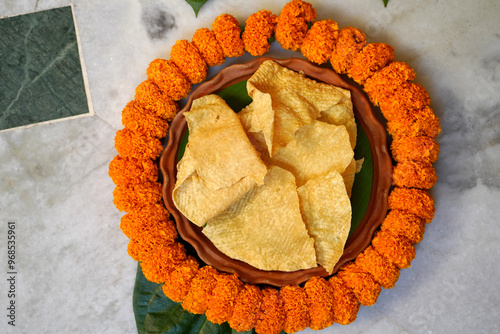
[1,0,499,333]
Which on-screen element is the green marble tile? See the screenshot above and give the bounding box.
[0,6,89,131]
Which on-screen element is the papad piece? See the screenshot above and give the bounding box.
[173,94,267,226]
[317,91,357,149]
[297,171,352,274]
[245,60,347,156]
[202,166,317,272]
[269,121,354,187]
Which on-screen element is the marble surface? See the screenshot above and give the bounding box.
[1,0,499,333]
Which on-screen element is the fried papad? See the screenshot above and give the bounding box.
[202,166,317,272]
[173,94,267,226]
[244,60,349,156]
[297,171,352,274]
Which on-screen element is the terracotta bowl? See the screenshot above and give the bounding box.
[160,57,392,287]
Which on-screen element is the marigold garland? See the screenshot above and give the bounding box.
[110,0,440,332]
[242,10,277,56]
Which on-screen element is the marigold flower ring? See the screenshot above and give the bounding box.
[110,0,440,332]
[160,57,392,286]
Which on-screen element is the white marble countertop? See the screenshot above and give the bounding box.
[1,0,499,333]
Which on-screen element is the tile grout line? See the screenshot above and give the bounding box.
[71,3,96,119]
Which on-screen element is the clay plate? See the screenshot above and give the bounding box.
[160,57,392,287]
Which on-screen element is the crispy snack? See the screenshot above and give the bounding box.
[297,171,351,274]
[173,95,267,226]
[202,166,317,272]
[317,89,357,149]
[244,60,348,156]
[270,121,353,187]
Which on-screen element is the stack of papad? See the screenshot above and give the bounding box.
[202,166,317,272]
[173,61,362,274]
[172,95,268,226]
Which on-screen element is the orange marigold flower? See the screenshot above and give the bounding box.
[206,273,243,324]
[112,181,162,212]
[281,285,309,333]
[301,19,339,64]
[275,0,317,51]
[336,262,381,306]
[192,28,225,67]
[125,224,176,262]
[372,230,416,269]
[120,204,176,242]
[109,155,158,186]
[348,43,395,84]
[182,266,219,314]
[229,284,263,332]
[355,246,400,289]
[391,136,440,163]
[170,39,208,84]
[162,256,200,303]
[330,26,367,74]
[387,106,441,138]
[328,276,360,325]
[127,237,163,262]
[114,128,163,161]
[379,82,431,121]
[135,80,179,120]
[388,187,435,223]
[304,277,334,330]
[363,61,416,106]
[212,14,245,57]
[242,10,277,56]
[381,209,426,244]
[140,242,187,284]
[392,160,438,189]
[146,58,192,101]
[121,100,168,138]
[255,287,285,334]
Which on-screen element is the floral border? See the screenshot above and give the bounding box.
[109,0,440,332]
